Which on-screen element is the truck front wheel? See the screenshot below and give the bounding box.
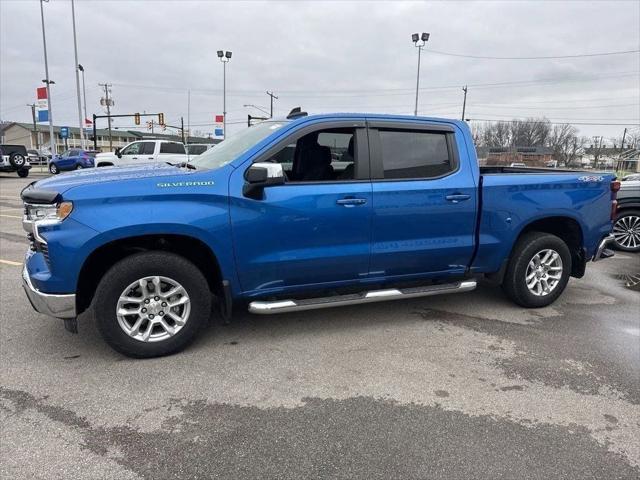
[94,252,211,358]
[502,232,571,308]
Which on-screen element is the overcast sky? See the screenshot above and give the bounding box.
[1,0,638,142]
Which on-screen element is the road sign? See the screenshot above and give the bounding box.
[60,127,69,139]
[215,115,224,123]
[37,110,49,122]
[215,128,223,137]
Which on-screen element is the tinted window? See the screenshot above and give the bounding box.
[69,150,80,156]
[187,145,208,155]
[141,142,156,155]
[160,142,185,154]
[378,130,453,179]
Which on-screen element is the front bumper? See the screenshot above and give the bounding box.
[592,234,615,262]
[22,265,76,319]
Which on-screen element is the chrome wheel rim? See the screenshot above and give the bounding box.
[526,249,563,297]
[116,276,191,343]
[613,215,640,249]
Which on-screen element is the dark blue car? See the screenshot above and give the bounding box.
[49,149,97,174]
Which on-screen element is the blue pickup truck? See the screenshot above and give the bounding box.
[21,111,618,357]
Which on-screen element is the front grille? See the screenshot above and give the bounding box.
[26,232,50,265]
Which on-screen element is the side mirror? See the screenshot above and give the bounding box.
[115,148,122,158]
[243,162,285,199]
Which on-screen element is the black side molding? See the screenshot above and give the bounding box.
[21,183,61,204]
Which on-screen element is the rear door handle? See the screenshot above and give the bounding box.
[131,157,138,160]
[337,197,367,207]
[445,194,471,203]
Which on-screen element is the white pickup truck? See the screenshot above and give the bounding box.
[95,140,189,168]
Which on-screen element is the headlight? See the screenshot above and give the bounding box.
[25,201,73,223]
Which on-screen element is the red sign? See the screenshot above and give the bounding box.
[37,87,47,100]
[215,115,224,123]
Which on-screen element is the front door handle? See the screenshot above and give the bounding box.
[445,194,471,203]
[131,157,138,160]
[337,197,367,207]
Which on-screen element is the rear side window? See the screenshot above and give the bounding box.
[378,130,454,179]
[141,142,156,155]
[160,143,185,154]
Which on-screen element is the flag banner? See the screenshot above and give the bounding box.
[37,110,49,122]
[214,128,224,136]
[85,118,93,125]
[215,115,224,123]
[37,87,47,100]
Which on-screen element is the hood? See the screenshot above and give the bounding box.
[33,163,186,194]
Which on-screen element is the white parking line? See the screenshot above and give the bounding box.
[0,214,22,219]
[0,259,22,267]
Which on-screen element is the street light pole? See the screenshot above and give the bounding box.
[39,0,56,155]
[78,64,88,135]
[266,91,278,118]
[461,85,468,121]
[412,32,430,117]
[217,50,232,140]
[70,0,84,149]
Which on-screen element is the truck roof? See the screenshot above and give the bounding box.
[276,112,467,129]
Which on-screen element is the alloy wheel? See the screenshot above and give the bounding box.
[525,249,563,297]
[613,215,640,250]
[116,275,191,343]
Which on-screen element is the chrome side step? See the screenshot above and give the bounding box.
[248,280,477,314]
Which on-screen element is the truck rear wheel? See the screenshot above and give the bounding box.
[94,252,211,358]
[502,232,571,308]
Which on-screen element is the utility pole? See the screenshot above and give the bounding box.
[99,83,113,150]
[70,0,84,149]
[217,51,232,140]
[181,117,185,144]
[266,91,278,118]
[27,104,39,150]
[621,128,627,151]
[39,0,56,155]
[78,65,88,138]
[461,85,468,121]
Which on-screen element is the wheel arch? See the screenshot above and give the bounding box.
[515,216,585,278]
[76,234,223,315]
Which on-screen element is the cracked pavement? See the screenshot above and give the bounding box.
[1,175,639,479]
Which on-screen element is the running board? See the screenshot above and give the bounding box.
[248,280,477,314]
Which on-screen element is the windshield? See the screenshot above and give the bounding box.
[190,121,288,170]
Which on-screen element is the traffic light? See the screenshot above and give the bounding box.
[147,120,153,131]
[158,113,165,126]
[134,113,141,125]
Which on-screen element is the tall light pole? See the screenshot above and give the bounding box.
[78,64,88,135]
[217,50,232,140]
[39,0,56,155]
[70,0,84,149]
[412,32,430,117]
[266,91,278,118]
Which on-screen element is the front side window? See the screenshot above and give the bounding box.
[121,142,142,155]
[266,127,358,182]
[378,130,453,179]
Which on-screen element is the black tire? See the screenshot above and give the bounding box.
[17,169,29,178]
[97,163,112,168]
[502,231,572,308]
[49,163,59,174]
[612,209,640,252]
[94,252,212,358]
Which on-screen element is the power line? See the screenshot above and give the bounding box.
[426,48,640,60]
[467,118,640,126]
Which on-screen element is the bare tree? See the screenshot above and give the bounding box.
[548,123,580,166]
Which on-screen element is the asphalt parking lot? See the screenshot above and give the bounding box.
[1,172,639,479]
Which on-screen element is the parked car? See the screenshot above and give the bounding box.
[0,144,31,177]
[95,140,188,167]
[21,112,617,358]
[621,173,640,182]
[613,179,640,251]
[49,149,98,174]
[186,143,215,155]
[26,149,42,165]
